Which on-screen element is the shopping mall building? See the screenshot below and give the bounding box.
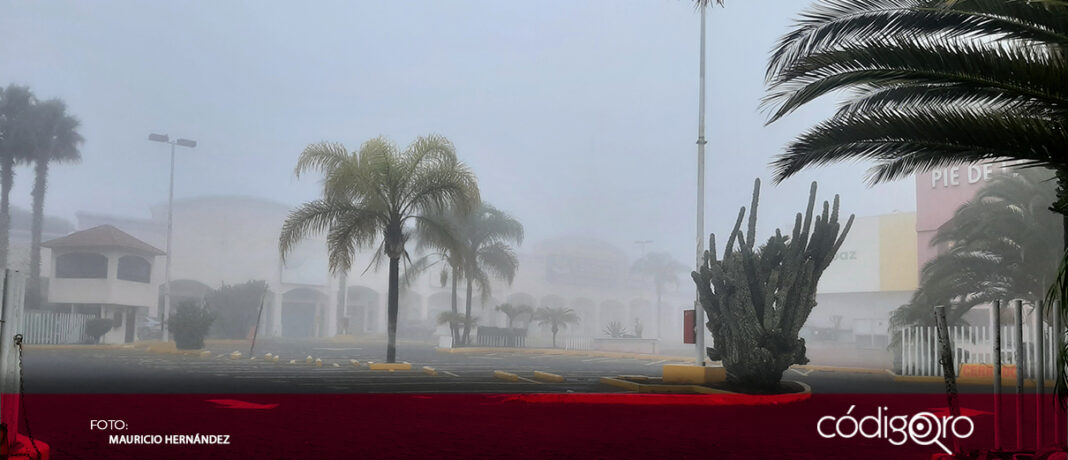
[20,161,1019,346]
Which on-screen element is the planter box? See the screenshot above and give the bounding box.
[593,338,659,354]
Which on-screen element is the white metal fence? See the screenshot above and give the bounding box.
[900,325,1057,378]
[520,335,594,351]
[23,311,94,345]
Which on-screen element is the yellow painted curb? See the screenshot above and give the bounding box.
[199,350,212,357]
[494,370,520,382]
[368,362,412,371]
[350,359,361,367]
[533,371,565,383]
[663,364,726,385]
[229,351,242,360]
[434,347,695,362]
[423,366,438,376]
[315,358,323,368]
[892,374,1056,388]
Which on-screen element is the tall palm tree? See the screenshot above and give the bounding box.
[280,135,479,363]
[890,168,1061,329]
[534,306,580,348]
[0,85,36,270]
[495,303,534,329]
[764,0,1068,393]
[27,99,82,306]
[631,251,687,339]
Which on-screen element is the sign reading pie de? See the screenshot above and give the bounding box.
[915,160,1014,267]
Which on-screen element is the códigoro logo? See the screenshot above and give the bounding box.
[817,405,974,454]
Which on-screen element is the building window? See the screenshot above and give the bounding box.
[117,256,151,283]
[55,252,108,279]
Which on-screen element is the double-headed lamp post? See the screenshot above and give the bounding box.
[148,133,197,341]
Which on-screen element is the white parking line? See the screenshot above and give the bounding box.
[443,371,460,377]
[644,359,668,366]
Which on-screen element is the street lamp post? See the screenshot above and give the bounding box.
[148,133,197,341]
[693,2,708,367]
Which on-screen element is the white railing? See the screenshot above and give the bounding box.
[522,335,593,351]
[23,311,94,345]
[900,325,1057,378]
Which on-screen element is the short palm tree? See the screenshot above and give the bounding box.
[891,168,1061,329]
[437,311,478,342]
[0,85,36,270]
[280,135,479,363]
[631,251,687,338]
[495,303,534,329]
[534,306,580,348]
[27,99,82,305]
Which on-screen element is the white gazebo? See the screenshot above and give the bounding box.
[42,225,164,344]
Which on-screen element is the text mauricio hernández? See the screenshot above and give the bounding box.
[92,420,232,445]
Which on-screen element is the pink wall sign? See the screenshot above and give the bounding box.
[915,161,1013,268]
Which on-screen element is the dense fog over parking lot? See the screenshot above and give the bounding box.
[0,0,915,270]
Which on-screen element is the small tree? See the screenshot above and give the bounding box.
[603,321,628,338]
[535,307,580,348]
[85,318,113,344]
[168,300,217,350]
[692,179,852,391]
[206,281,269,339]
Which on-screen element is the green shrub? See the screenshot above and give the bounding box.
[168,300,217,350]
[85,318,113,343]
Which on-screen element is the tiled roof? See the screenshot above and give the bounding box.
[41,225,165,255]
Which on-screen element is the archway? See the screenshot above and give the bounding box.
[346,285,380,334]
[282,287,326,338]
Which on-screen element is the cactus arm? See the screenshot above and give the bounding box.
[747,178,760,250]
[723,207,746,259]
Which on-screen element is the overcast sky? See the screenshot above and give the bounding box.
[0,0,915,266]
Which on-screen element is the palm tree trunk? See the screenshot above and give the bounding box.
[28,158,47,308]
[386,256,400,363]
[450,267,460,346]
[462,278,473,345]
[0,154,13,270]
[552,326,558,348]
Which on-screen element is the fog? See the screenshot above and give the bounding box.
[0,0,915,265]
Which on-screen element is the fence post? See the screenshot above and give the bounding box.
[993,300,1002,451]
[1015,299,1025,450]
[1055,300,1063,449]
[1037,300,1045,449]
[0,270,26,443]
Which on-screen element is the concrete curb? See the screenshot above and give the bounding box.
[791,365,889,375]
[493,370,539,384]
[600,376,813,398]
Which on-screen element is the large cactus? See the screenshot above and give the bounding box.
[692,179,853,391]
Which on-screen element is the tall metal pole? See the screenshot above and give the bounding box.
[162,142,176,341]
[693,2,708,367]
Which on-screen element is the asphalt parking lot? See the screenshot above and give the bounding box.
[19,337,989,394]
